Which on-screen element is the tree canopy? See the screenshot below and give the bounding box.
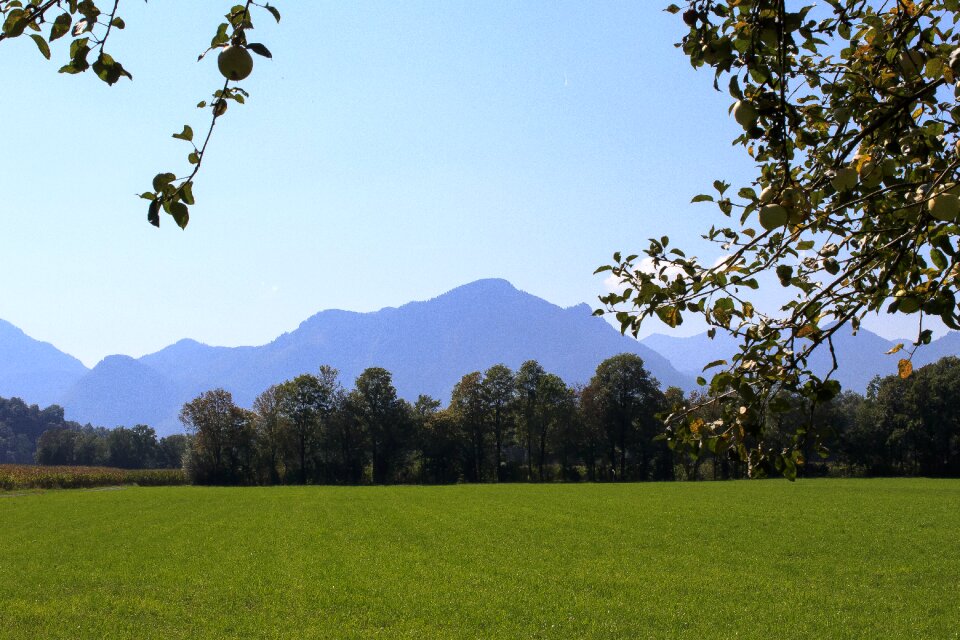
[599,0,960,478]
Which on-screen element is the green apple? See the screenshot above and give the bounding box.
[898,49,925,77]
[733,100,758,129]
[218,45,254,81]
[928,193,960,221]
[759,204,789,231]
[859,161,883,189]
[759,185,777,204]
[830,167,857,192]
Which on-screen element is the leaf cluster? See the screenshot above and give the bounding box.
[599,0,960,477]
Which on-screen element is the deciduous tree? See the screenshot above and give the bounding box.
[600,0,960,477]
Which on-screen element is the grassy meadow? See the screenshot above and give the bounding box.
[1,479,958,639]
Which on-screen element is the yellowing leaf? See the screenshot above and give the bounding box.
[898,359,913,379]
[886,343,904,355]
[796,324,817,338]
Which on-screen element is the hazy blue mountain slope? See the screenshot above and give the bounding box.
[9,280,960,437]
[641,327,960,392]
[60,355,184,431]
[911,332,960,368]
[0,319,88,407]
[248,279,694,403]
[137,279,695,417]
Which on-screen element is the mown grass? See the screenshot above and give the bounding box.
[0,464,186,490]
[1,479,958,639]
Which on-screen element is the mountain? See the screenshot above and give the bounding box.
[60,355,184,429]
[0,319,88,407]
[9,279,957,436]
[54,279,696,434]
[641,326,960,392]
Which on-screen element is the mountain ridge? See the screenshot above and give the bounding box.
[3,279,960,435]
[44,279,695,434]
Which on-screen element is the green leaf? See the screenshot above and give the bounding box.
[29,34,50,59]
[147,200,161,227]
[172,125,194,142]
[247,42,272,58]
[180,182,196,206]
[2,9,28,38]
[152,172,176,192]
[110,17,125,29]
[265,4,281,22]
[90,53,131,85]
[691,194,714,203]
[776,265,793,286]
[210,23,229,48]
[50,13,71,41]
[170,202,190,229]
[931,248,948,271]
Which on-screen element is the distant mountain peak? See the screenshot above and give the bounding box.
[92,354,144,371]
[426,278,522,302]
[566,302,594,314]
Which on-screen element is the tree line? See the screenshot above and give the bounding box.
[176,354,960,485]
[179,355,672,485]
[34,425,187,470]
[15,353,960,483]
[0,398,79,464]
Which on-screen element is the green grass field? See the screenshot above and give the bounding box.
[2,479,958,639]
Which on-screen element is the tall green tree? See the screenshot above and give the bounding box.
[515,360,545,481]
[180,388,253,484]
[278,366,341,484]
[600,0,960,477]
[533,373,574,481]
[253,384,289,484]
[450,371,490,482]
[413,395,462,484]
[482,364,515,482]
[586,354,665,481]
[348,367,408,484]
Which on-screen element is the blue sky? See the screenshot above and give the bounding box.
[0,2,922,367]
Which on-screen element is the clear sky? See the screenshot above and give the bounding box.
[0,1,926,367]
